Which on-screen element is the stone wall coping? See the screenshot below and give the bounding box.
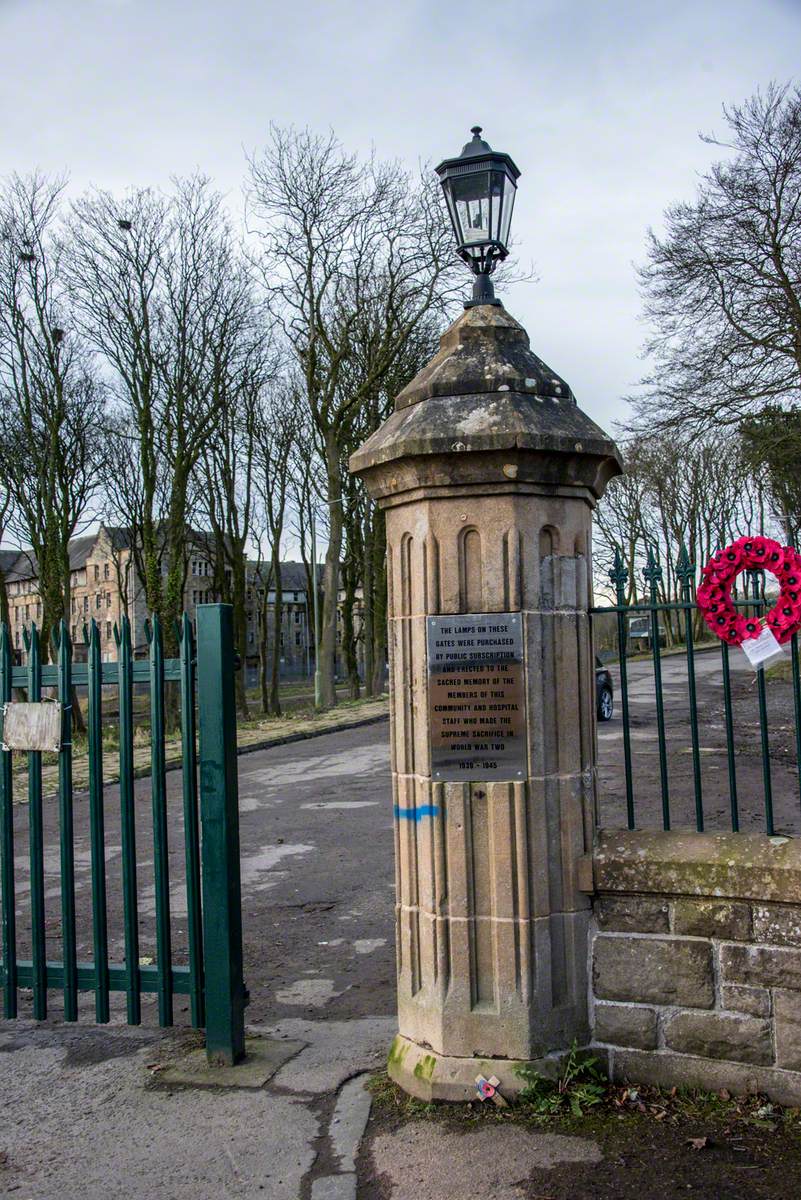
[595,829,801,904]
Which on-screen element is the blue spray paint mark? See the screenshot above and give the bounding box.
[394,805,439,822]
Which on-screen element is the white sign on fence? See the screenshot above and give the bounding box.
[741,626,787,672]
[1,702,62,752]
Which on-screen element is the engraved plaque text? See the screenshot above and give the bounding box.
[427,612,526,782]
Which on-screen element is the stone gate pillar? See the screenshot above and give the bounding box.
[350,304,622,1099]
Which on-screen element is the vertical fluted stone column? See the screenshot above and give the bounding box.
[350,305,622,1100]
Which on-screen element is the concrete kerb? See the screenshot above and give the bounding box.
[233,712,389,761]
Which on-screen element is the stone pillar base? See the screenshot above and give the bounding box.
[387,1034,572,1103]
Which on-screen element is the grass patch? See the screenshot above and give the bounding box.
[367,1067,801,1139]
[765,658,794,683]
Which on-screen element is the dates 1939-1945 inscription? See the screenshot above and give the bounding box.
[427,612,526,782]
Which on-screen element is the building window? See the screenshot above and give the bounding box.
[106,621,112,640]
[96,593,102,610]
[293,592,299,602]
[24,605,29,621]
[295,611,301,624]
[104,563,109,580]
[106,592,111,607]
[295,632,302,647]
[83,596,89,613]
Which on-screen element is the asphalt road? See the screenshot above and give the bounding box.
[7,722,397,1028]
[7,645,801,1032]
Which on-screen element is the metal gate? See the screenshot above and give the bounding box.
[0,603,245,1066]
[592,545,801,839]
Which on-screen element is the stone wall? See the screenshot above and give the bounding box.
[590,830,801,1105]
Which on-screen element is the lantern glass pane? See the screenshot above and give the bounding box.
[442,184,462,243]
[499,176,516,246]
[452,173,492,246]
[490,172,504,243]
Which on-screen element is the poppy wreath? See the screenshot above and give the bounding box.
[696,535,801,647]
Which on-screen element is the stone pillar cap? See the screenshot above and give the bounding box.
[349,304,623,490]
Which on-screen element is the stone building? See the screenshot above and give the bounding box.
[243,560,315,679]
[1,527,316,678]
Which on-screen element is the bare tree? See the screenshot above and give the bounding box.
[201,308,273,716]
[0,482,14,628]
[631,83,801,435]
[67,175,255,652]
[0,172,104,661]
[247,127,462,706]
[338,311,442,696]
[740,406,801,543]
[253,387,299,716]
[595,431,772,628]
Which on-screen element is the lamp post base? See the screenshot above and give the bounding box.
[387,1035,580,1103]
[464,272,502,308]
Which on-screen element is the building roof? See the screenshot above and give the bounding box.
[247,560,319,592]
[101,525,135,551]
[3,548,37,582]
[67,534,99,571]
[2,533,99,582]
[0,548,24,576]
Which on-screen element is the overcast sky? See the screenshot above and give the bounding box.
[2,0,800,435]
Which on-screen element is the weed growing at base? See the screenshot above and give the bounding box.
[516,1042,607,1118]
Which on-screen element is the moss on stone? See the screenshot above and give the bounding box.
[387,1036,409,1068]
[413,1054,437,1081]
[595,830,801,904]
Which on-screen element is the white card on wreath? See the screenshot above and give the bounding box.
[741,626,787,671]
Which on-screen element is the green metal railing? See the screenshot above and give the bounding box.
[592,545,801,837]
[0,603,245,1065]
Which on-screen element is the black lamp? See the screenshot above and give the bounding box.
[435,126,520,307]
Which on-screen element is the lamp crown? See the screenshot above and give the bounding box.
[461,126,494,158]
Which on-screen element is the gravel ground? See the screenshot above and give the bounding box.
[597,647,801,835]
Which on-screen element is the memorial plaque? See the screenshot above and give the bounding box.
[427,612,526,782]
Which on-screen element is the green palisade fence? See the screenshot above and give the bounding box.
[592,544,801,837]
[0,604,244,1065]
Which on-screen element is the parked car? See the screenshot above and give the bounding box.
[596,657,614,721]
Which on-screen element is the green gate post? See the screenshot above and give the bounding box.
[196,604,246,1066]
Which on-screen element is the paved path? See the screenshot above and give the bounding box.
[2,723,399,1197]
[3,656,801,1197]
[0,1016,392,1199]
